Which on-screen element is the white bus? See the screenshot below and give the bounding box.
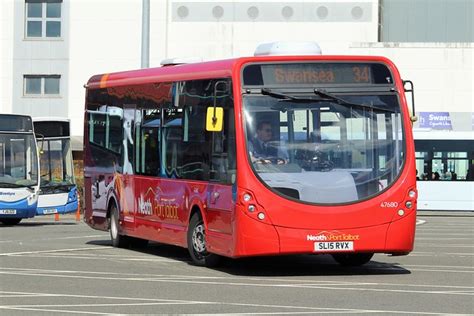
[414,131,474,211]
[33,118,78,216]
[0,114,40,225]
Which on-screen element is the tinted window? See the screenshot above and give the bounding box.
[162,79,235,183]
[89,113,106,148]
[136,109,161,176]
[34,121,70,137]
[0,115,33,132]
[415,140,474,181]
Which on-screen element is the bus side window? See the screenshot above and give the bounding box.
[176,80,211,181]
[136,109,161,176]
[181,102,210,181]
[163,125,183,178]
[210,81,236,184]
[108,115,122,153]
[88,109,123,157]
[88,112,106,148]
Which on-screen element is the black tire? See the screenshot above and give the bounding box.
[0,218,22,226]
[109,204,129,248]
[332,253,374,266]
[187,213,220,267]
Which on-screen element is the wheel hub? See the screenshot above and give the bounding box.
[110,215,118,239]
[192,224,206,253]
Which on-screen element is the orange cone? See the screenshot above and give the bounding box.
[54,212,59,221]
[75,195,81,222]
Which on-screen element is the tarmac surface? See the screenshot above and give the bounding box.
[0,211,473,315]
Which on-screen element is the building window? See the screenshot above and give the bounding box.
[24,75,60,96]
[25,0,62,38]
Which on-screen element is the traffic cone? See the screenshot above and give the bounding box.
[54,212,59,221]
[75,194,81,222]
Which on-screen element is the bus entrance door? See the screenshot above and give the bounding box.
[205,183,234,256]
[118,107,139,232]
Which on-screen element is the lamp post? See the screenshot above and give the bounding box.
[141,0,150,68]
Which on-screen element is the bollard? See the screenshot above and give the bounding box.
[54,212,59,221]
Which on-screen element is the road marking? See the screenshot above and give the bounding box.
[416,238,473,240]
[6,253,181,263]
[0,291,471,315]
[0,307,115,315]
[415,244,474,248]
[0,235,106,244]
[0,294,52,298]
[1,267,473,287]
[416,232,472,235]
[0,246,113,256]
[405,264,473,270]
[0,270,472,296]
[412,251,474,256]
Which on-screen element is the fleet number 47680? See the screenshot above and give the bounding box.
[380,201,398,208]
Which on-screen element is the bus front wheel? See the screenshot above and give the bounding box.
[332,253,374,266]
[0,218,22,225]
[187,213,220,267]
[109,205,129,248]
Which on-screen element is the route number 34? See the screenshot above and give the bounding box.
[380,201,399,208]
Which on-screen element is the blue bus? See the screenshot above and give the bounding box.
[33,118,78,216]
[0,114,40,225]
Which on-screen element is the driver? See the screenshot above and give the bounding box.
[249,121,288,164]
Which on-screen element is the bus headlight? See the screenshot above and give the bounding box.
[248,205,256,212]
[243,193,252,202]
[257,212,265,220]
[68,189,78,202]
[27,193,38,205]
[405,201,413,209]
[408,190,416,198]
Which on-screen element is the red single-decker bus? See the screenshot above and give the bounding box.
[83,43,417,267]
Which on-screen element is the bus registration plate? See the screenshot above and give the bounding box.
[43,209,58,214]
[314,241,354,252]
[0,209,17,215]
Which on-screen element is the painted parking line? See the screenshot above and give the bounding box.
[0,269,472,296]
[1,267,473,288]
[0,234,107,244]
[0,291,471,316]
[0,246,113,256]
[4,253,182,263]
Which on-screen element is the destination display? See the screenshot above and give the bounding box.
[34,121,70,137]
[242,63,394,86]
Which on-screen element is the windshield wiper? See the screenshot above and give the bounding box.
[261,88,316,103]
[261,88,397,113]
[314,89,396,113]
[0,182,35,189]
[41,183,74,189]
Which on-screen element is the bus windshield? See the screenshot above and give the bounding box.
[39,138,75,188]
[0,133,39,187]
[243,93,405,204]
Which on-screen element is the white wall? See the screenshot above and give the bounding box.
[162,0,379,62]
[2,0,472,138]
[7,0,70,119]
[68,0,142,136]
[0,0,14,114]
[350,42,474,115]
[69,0,379,136]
